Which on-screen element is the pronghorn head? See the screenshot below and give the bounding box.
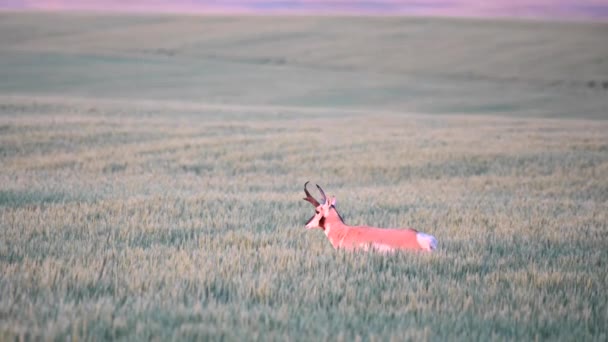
[303,181,342,229]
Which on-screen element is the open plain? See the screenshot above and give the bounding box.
[1,12,607,340]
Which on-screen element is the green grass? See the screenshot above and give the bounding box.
[1,12,608,341]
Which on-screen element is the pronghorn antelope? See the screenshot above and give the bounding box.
[303,182,437,252]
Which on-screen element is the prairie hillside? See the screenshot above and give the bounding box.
[1,12,607,340]
[0,12,607,118]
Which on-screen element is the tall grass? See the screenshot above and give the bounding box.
[1,95,607,340]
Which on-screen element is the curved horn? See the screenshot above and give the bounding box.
[303,181,320,207]
[316,184,327,203]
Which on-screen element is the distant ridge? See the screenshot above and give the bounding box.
[1,0,607,21]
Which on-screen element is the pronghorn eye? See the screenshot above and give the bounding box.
[315,210,320,214]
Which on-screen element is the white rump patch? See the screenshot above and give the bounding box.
[416,233,438,251]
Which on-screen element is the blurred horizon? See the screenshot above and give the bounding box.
[1,0,608,21]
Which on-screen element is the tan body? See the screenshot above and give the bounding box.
[325,225,423,252]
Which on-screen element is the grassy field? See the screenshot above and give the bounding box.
[1,12,608,341]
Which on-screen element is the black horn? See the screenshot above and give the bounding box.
[303,181,320,207]
[316,184,327,203]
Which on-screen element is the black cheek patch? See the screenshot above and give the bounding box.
[319,217,325,227]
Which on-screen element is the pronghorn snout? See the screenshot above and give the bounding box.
[304,214,318,229]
